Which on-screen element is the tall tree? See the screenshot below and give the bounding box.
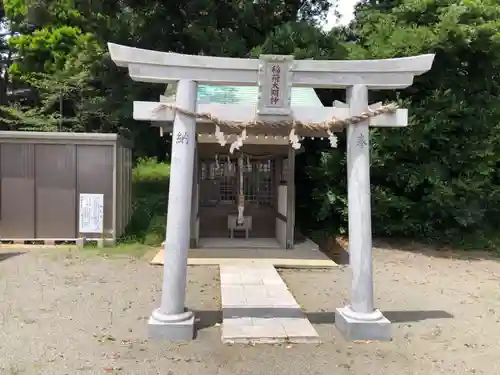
[3,0,337,155]
[332,0,500,247]
[0,6,10,107]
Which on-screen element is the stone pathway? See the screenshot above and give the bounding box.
[220,263,320,344]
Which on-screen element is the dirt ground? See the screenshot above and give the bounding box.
[0,245,499,375]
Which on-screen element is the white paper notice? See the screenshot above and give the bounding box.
[79,193,104,234]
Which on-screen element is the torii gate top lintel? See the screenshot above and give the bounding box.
[108,43,434,89]
[109,42,435,151]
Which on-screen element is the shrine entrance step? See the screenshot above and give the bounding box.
[220,263,320,344]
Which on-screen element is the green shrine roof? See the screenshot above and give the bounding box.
[196,85,323,107]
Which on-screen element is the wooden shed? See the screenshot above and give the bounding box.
[0,131,132,245]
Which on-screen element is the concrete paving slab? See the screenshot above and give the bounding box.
[220,264,320,344]
[150,238,337,269]
[220,285,246,306]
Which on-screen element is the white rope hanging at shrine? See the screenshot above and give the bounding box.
[236,154,245,225]
[213,152,247,226]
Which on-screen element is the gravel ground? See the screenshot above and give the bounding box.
[0,245,499,375]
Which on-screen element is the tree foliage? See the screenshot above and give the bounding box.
[3,0,500,249]
[3,0,336,155]
[302,0,500,248]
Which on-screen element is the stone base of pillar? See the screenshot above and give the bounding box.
[335,306,391,341]
[148,308,195,341]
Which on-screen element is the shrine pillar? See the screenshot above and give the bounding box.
[148,79,197,340]
[190,140,199,248]
[334,84,391,341]
[285,145,296,249]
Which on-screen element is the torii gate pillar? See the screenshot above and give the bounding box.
[334,85,391,341]
[148,80,197,340]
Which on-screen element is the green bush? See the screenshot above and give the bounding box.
[122,157,170,246]
[297,0,500,251]
[132,157,171,183]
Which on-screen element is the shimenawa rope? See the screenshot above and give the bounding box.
[155,102,398,152]
[154,102,398,131]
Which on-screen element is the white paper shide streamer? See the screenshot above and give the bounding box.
[288,128,301,149]
[326,130,338,148]
[229,129,248,154]
[215,125,227,146]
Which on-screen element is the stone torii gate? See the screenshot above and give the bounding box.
[108,43,434,342]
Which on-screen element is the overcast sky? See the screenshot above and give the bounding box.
[324,0,357,29]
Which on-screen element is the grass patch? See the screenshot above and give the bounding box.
[81,242,153,259]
